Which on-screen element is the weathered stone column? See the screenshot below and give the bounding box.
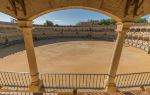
[105,21,133,92]
[17,20,42,92]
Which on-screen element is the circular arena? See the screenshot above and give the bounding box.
[1,0,150,94]
[0,21,150,94]
[0,38,150,74]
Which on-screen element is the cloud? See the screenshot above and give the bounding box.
[34,19,67,25]
[51,19,67,25]
[33,20,45,25]
[52,19,62,22]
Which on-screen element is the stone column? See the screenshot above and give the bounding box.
[17,20,42,92]
[105,21,133,92]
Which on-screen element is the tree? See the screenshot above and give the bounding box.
[134,18,148,23]
[99,19,116,25]
[76,19,116,26]
[55,24,59,26]
[44,20,54,26]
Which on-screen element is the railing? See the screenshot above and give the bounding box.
[116,72,150,88]
[0,72,31,87]
[0,72,150,91]
[40,73,108,89]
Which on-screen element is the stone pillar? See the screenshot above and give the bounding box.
[105,21,133,93]
[17,20,42,92]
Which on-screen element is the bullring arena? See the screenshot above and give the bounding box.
[0,22,150,73]
[1,0,150,94]
[0,22,150,94]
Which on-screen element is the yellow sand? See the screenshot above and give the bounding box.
[0,39,150,74]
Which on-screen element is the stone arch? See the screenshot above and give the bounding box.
[0,12,17,20]
[134,14,148,21]
[28,6,122,22]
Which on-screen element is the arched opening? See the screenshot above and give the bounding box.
[119,14,150,73]
[0,12,29,72]
[32,9,118,74]
[0,9,119,74]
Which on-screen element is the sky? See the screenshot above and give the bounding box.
[0,9,149,25]
[34,9,110,25]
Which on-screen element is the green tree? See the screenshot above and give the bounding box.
[55,24,59,26]
[99,19,116,25]
[44,20,54,26]
[76,19,116,26]
[134,18,148,23]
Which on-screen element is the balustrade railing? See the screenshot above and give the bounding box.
[40,73,107,89]
[116,72,150,88]
[0,72,31,87]
[0,72,150,91]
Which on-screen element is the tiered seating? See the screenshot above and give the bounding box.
[0,27,23,48]
[125,23,150,54]
[0,22,117,48]
[32,25,116,41]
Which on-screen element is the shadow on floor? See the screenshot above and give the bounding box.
[0,38,115,58]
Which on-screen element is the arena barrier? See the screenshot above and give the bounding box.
[0,72,150,93]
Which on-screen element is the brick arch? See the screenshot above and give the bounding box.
[28,6,122,22]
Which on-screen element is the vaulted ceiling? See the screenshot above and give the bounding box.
[0,0,150,22]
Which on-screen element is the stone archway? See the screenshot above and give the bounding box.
[28,6,122,22]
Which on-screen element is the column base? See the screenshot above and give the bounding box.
[29,80,44,92]
[33,92,43,95]
[105,83,117,93]
[140,86,145,92]
[58,92,73,95]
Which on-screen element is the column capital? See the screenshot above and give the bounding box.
[116,21,133,32]
[122,21,133,31]
[17,20,33,30]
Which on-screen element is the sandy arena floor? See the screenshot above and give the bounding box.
[0,38,150,74]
